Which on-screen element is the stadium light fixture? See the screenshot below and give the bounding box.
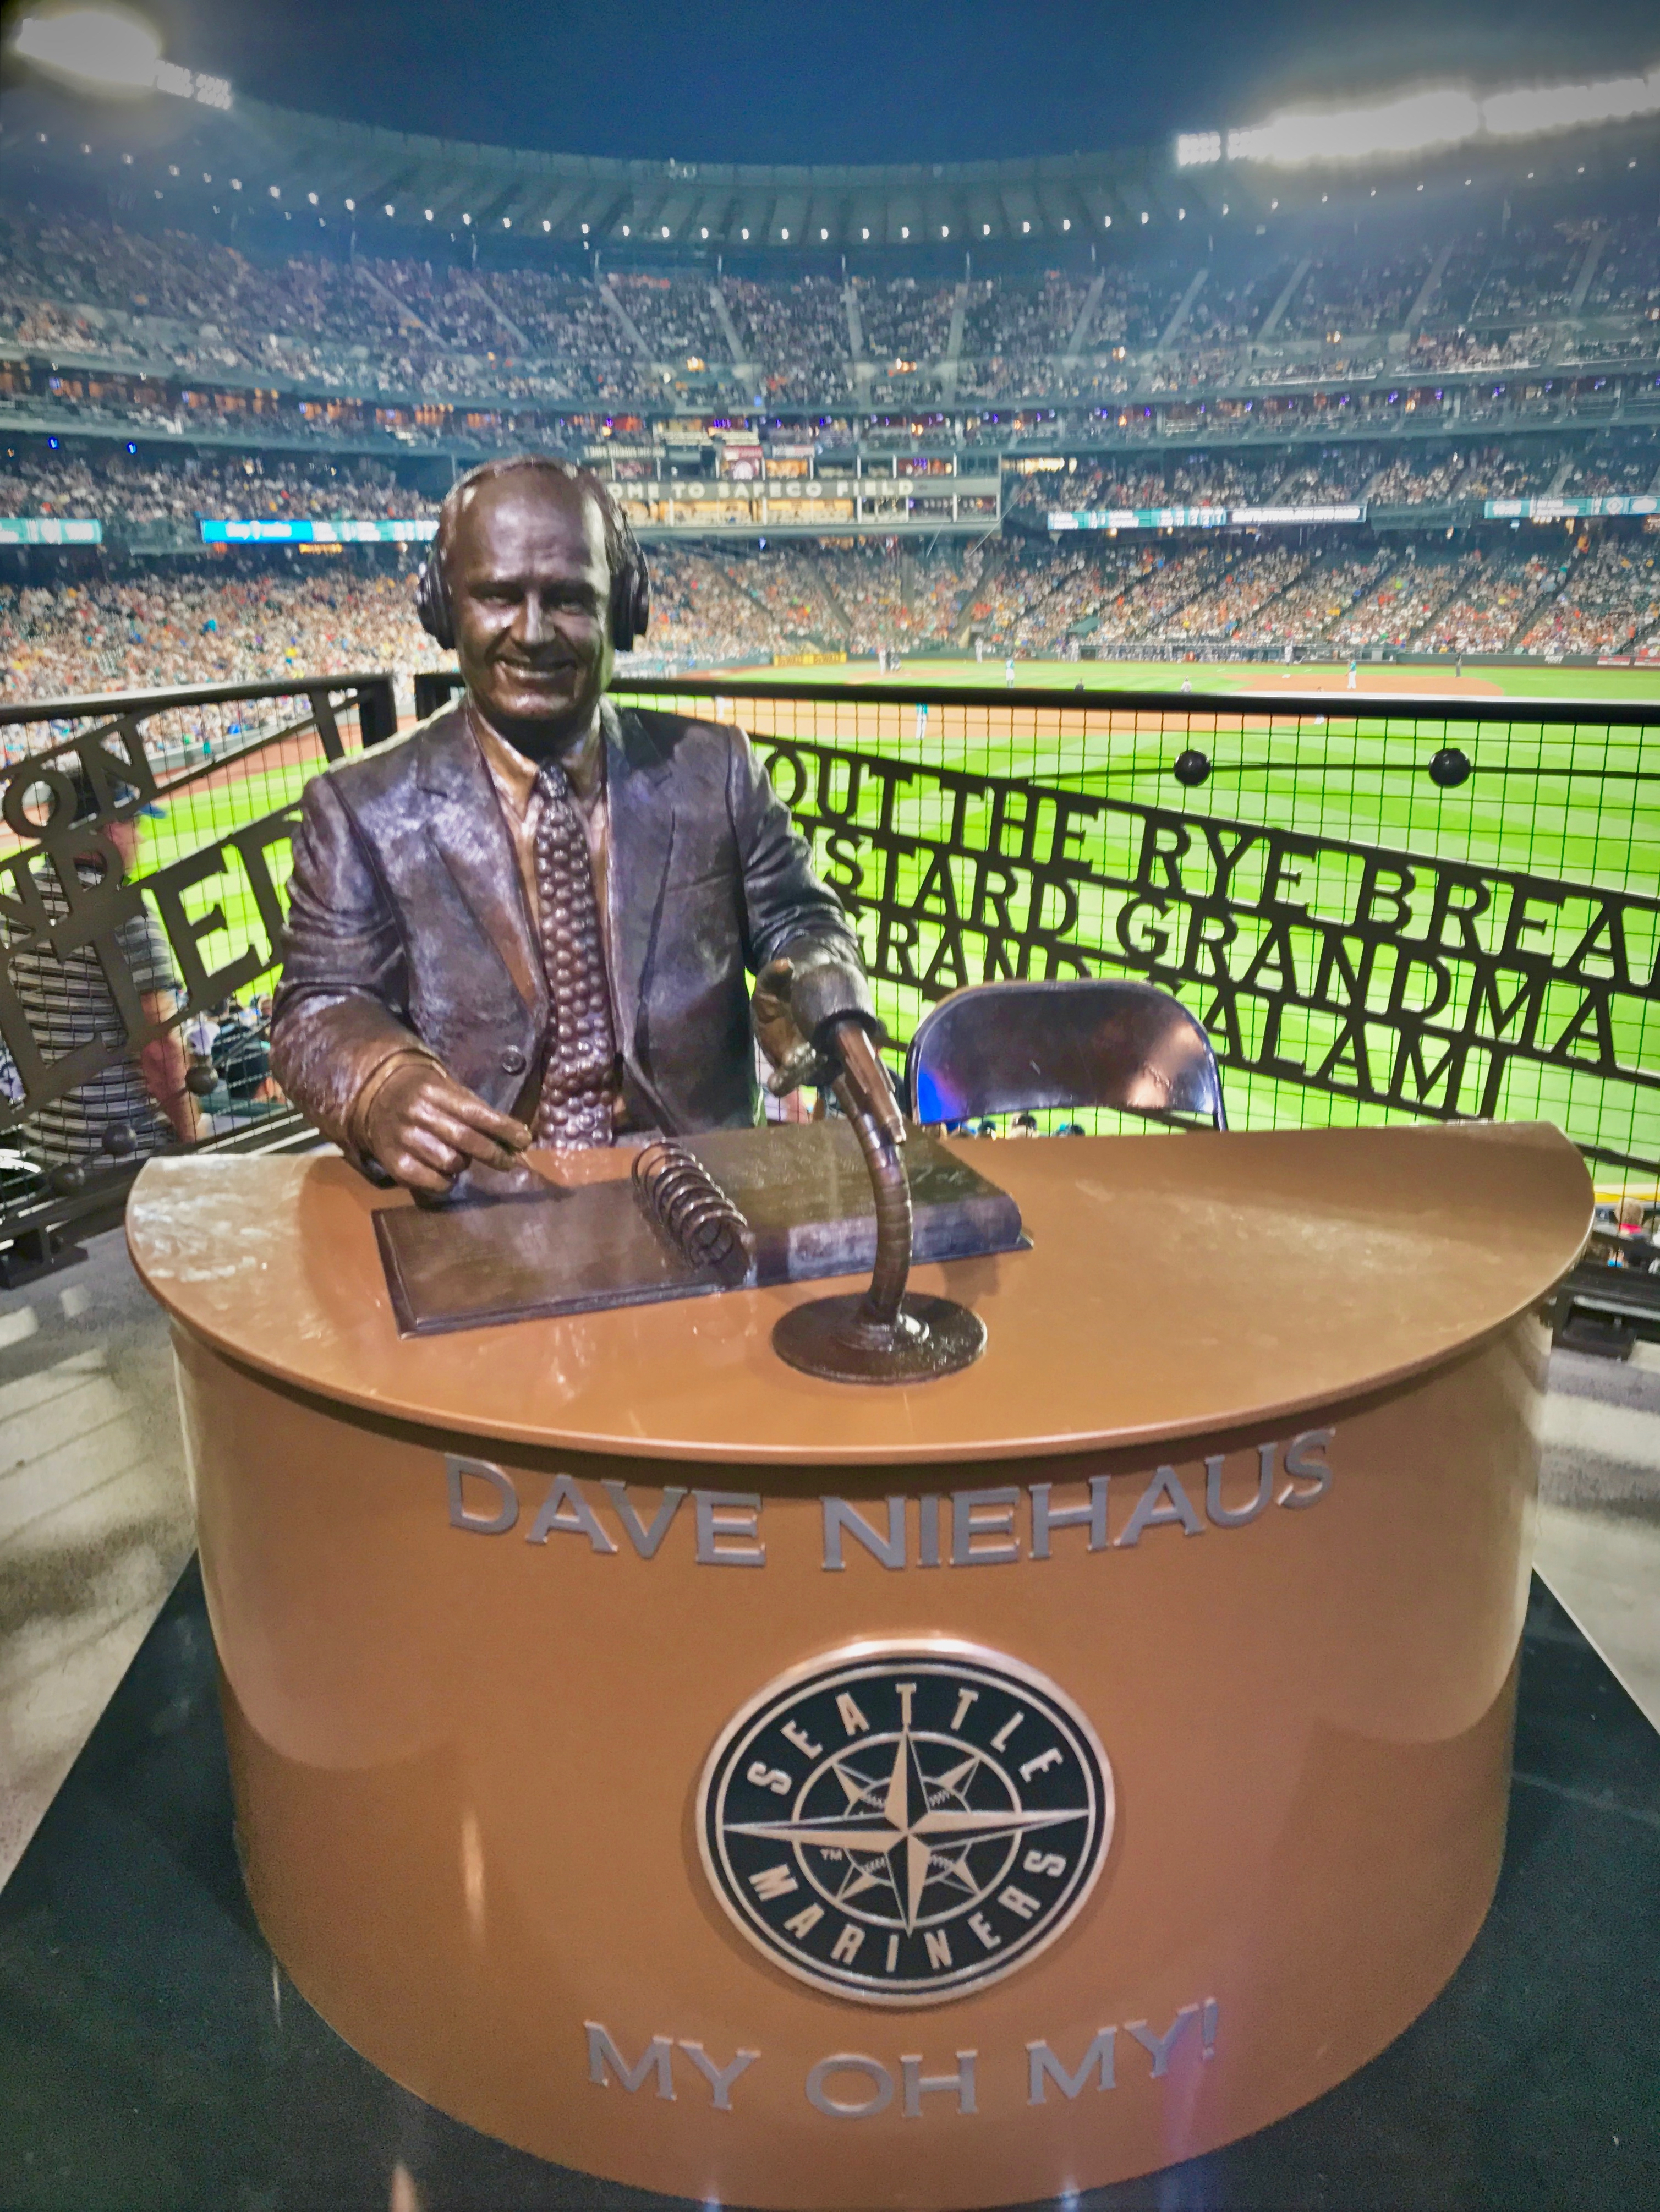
[307,190,317,204]
[941,225,949,237]
[862,227,869,238]
[742,227,750,238]
[156,59,229,107]
[425,207,434,220]
[11,4,232,105]
[781,227,790,238]
[1062,217,1070,229]
[1217,87,1479,166]
[581,222,589,233]
[1188,63,1660,170]
[15,4,146,95]
[1486,69,1660,137]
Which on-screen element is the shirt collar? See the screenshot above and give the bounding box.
[466,702,606,818]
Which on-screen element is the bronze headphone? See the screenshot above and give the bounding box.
[415,460,650,655]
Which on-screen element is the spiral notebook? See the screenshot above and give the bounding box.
[372,1121,1026,1337]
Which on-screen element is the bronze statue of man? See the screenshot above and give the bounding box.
[270,456,875,1197]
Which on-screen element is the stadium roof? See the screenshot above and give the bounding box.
[4,80,1658,258]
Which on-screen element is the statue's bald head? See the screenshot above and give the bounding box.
[435,458,629,754]
[432,457,632,603]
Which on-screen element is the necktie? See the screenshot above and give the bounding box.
[532,759,617,1148]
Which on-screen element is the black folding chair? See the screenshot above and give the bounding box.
[904,978,1227,1131]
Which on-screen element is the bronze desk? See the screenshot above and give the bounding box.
[127,1123,1590,2210]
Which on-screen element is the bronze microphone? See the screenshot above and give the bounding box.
[771,1009,986,1384]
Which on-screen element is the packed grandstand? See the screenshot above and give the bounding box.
[7,202,1660,413]
[1,80,1659,692]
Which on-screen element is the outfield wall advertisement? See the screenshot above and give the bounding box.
[199,518,438,545]
[0,517,102,545]
[1049,507,1229,533]
[1486,496,1660,521]
[1049,504,1365,532]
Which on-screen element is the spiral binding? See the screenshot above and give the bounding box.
[631,1140,753,1285]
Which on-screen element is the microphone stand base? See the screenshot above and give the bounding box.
[772,1292,986,1384]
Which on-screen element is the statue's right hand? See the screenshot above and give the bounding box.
[360,1058,533,1195]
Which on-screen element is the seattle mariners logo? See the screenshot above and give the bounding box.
[698,1641,1113,2005]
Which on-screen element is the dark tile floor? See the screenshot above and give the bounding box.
[0,1567,1655,2212]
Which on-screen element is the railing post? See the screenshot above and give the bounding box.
[353,677,399,749]
[306,685,345,762]
[414,671,461,722]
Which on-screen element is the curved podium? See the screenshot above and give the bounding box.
[128,1121,1590,2211]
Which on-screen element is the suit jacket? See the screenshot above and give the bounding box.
[270,698,872,1148]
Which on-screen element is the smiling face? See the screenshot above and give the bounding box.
[447,470,613,752]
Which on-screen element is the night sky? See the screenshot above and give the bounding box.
[164,0,1660,166]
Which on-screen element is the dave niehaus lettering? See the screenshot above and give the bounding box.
[445,1431,1335,1567]
[583,2000,1220,2120]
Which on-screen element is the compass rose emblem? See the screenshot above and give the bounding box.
[698,1641,1113,2004]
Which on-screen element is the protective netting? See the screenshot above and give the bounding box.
[620,681,1659,1200]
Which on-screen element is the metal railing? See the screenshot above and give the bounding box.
[0,675,396,1266]
[612,678,1659,1197]
[1,667,1654,1267]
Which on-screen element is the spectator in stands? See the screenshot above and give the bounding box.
[5,788,202,1167]
[208,998,280,1108]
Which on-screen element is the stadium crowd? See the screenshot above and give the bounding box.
[3,203,1659,418]
[9,438,1649,540]
[1515,541,1660,655]
[0,569,448,702]
[0,448,439,525]
[3,528,1651,702]
[0,180,1656,694]
[1007,439,1628,515]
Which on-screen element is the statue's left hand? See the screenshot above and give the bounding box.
[752,956,819,1096]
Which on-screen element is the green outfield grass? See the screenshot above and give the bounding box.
[746,655,1660,707]
[129,665,1657,1195]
